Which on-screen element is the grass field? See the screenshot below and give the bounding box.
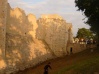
[16,47,99,74]
[53,55,99,74]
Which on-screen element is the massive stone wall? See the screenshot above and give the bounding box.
[37,16,73,56]
[41,14,63,19]
[0,0,7,74]
[0,0,81,74]
[5,4,54,74]
[27,14,38,38]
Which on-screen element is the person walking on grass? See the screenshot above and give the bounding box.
[44,62,52,74]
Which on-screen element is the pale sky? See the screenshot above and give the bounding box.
[8,0,90,36]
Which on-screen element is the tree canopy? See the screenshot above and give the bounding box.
[76,28,94,39]
[75,0,99,36]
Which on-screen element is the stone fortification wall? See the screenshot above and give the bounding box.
[27,14,38,38]
[66,23,73,43]
[0,0,79,74]
[0,1,87,73]
[66,43,87,55]
[5,4,53,74]
[41,14,63,20]
[0,0,7,74]
[66,23,86,54]
[37,16,71,56]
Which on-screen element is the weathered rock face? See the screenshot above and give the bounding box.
[37,15,73,56]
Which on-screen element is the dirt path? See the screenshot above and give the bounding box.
[15,48,99,74]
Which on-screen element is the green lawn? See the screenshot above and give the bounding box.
[53,51,99,74]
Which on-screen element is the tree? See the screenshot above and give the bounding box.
[75,0,99,36]
[76,28,94,39]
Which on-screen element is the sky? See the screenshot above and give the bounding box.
[8,0,90,36]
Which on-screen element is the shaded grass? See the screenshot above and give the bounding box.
[53,55,99,74]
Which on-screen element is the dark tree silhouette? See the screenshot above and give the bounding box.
[75,0,99,37]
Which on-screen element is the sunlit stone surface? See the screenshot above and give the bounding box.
[0,0,86,74]
[37,15,73,56]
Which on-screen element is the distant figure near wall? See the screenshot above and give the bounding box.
[70,47,73,54]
